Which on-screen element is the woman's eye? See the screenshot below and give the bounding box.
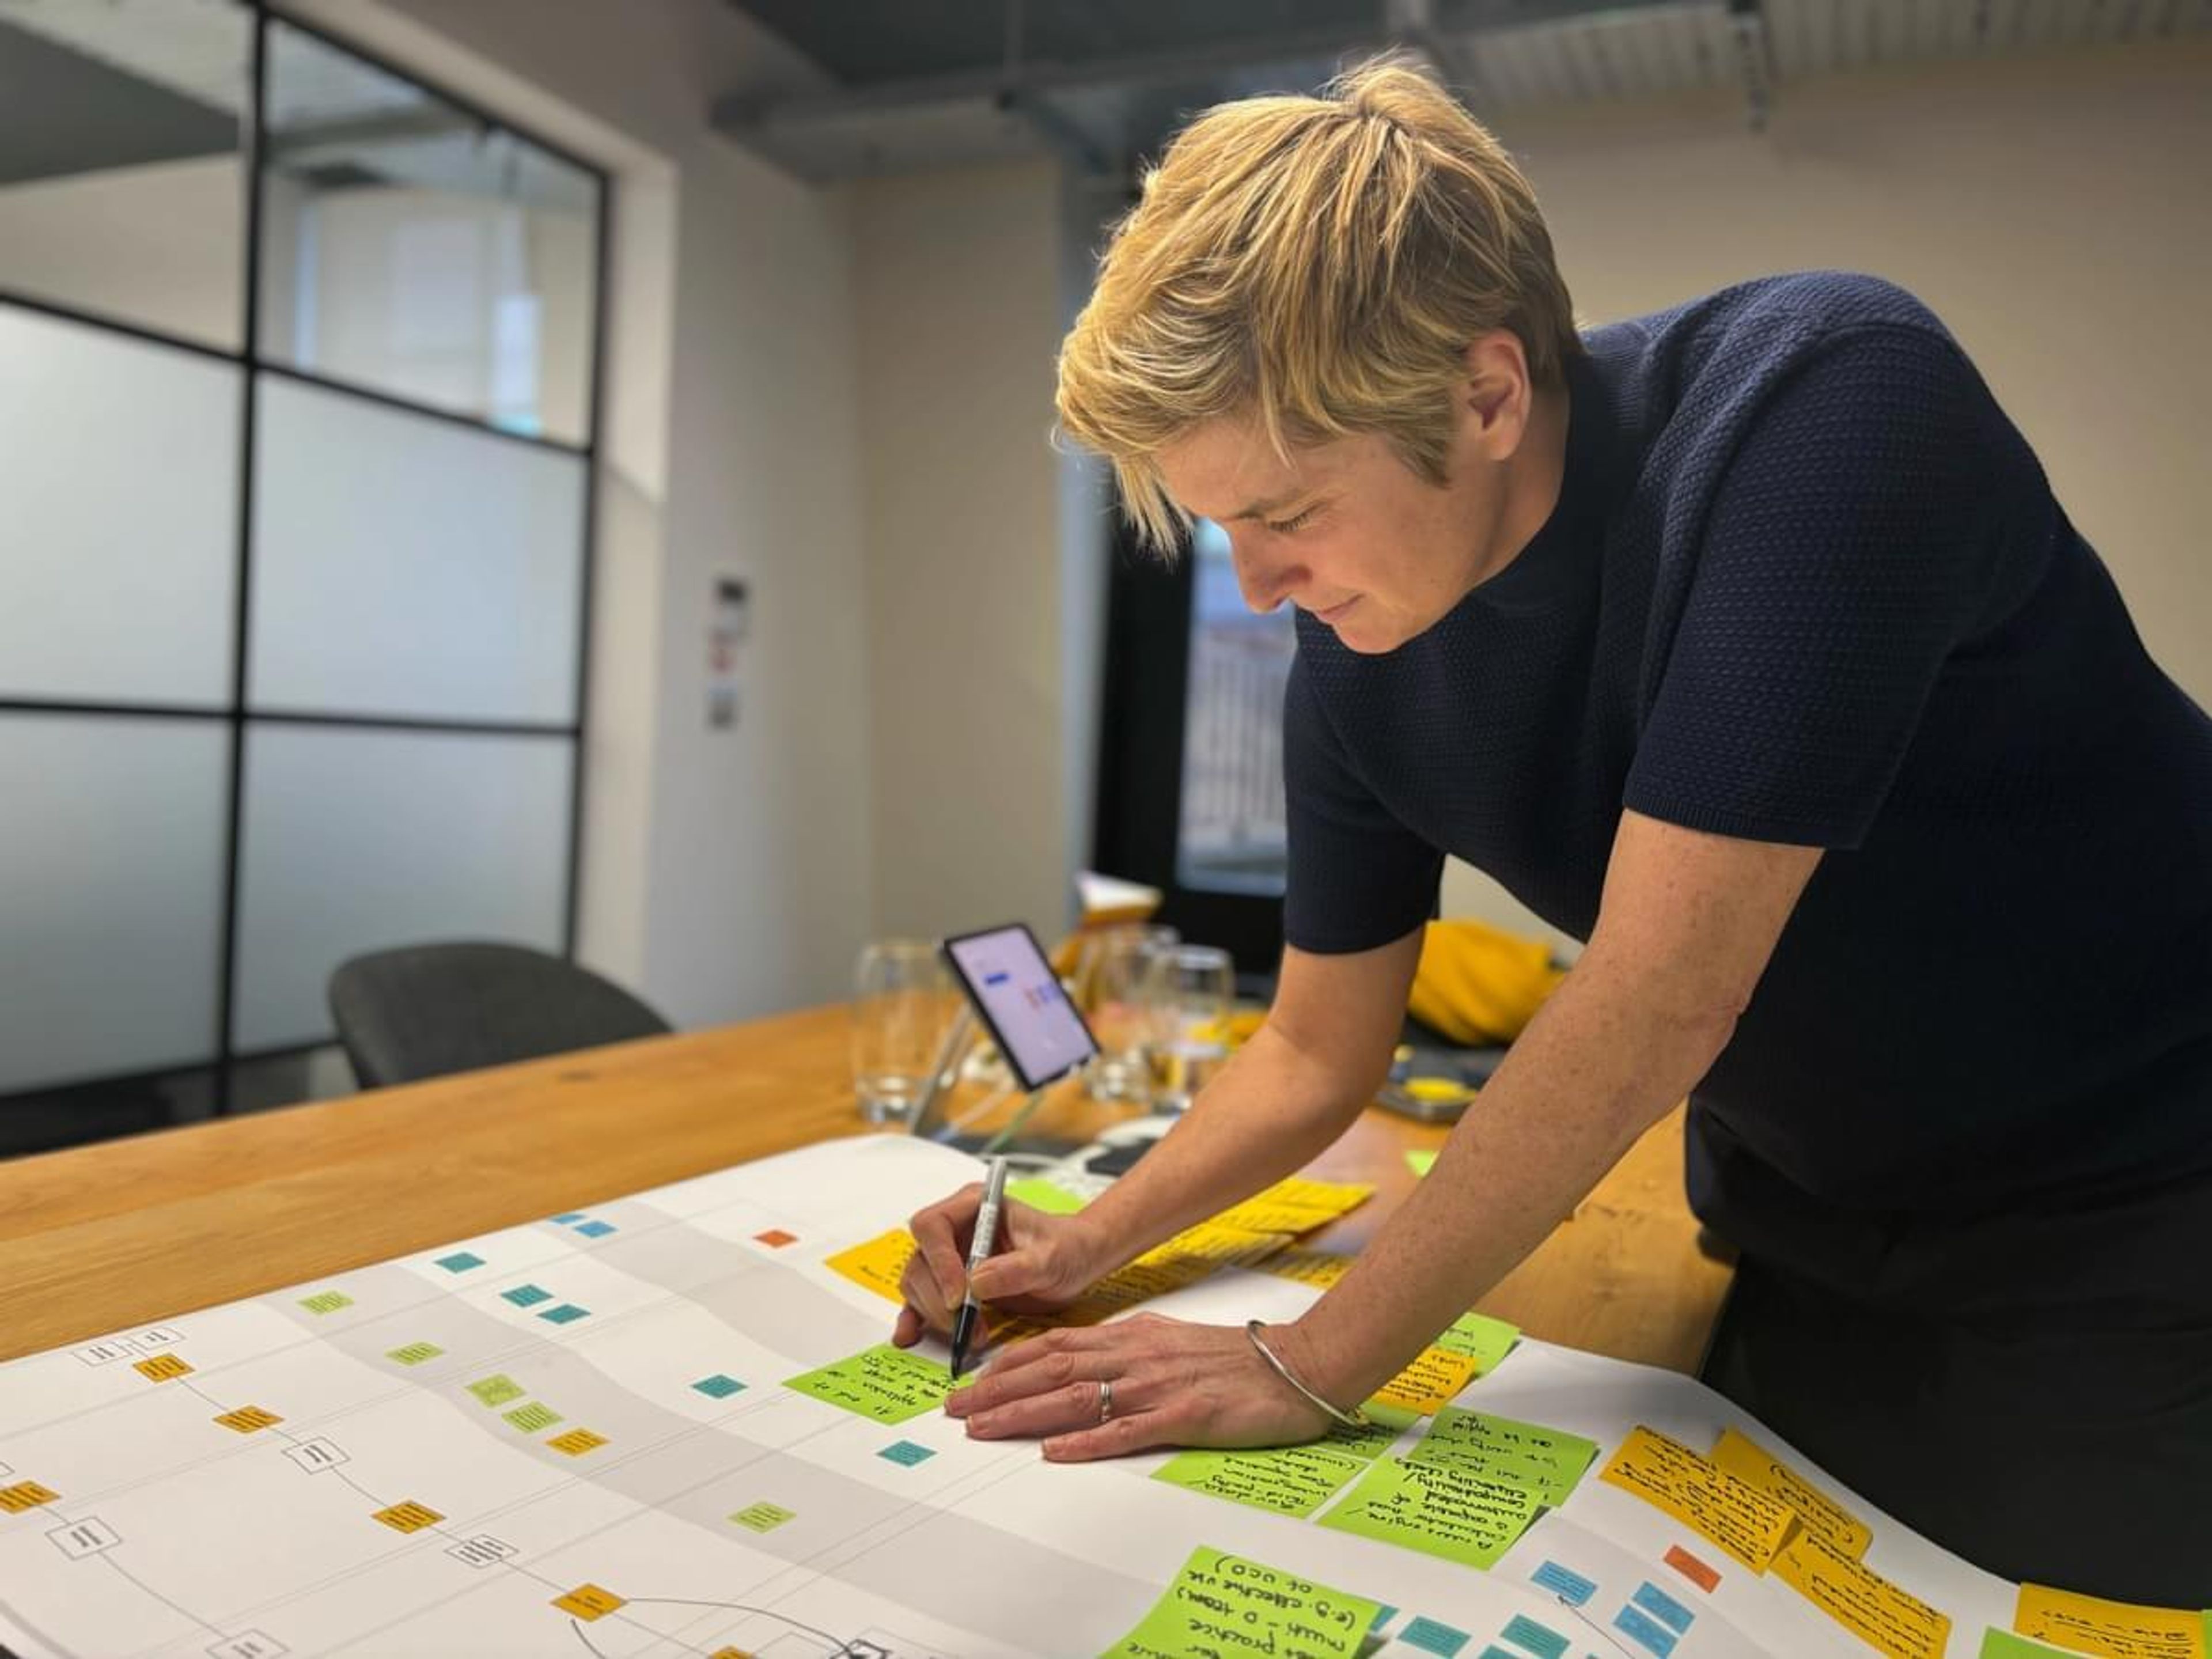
[1268,504,1321,535]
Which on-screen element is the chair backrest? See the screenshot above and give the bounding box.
[328,942,671,1089]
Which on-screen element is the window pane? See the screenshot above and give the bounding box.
[1177,518,1294,895]
[257,19,599,444]
[0,305,240,705]
[0,712,226,1094]
[232,724,572,1051]
[0,0,247,349]
[249,374,586,723]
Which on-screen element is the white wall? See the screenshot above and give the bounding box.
[1441,36,2212,948]
[0,154,243,348]
[853,160,1073,945]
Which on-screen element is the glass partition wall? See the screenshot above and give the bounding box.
[0,1,607,1149]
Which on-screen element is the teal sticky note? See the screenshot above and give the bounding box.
[435,1252,484,1273]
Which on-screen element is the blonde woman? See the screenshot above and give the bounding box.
[894,56,2212,1600]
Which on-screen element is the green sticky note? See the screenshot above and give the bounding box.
[1978,1632,2078,1659]
[466,1374,525,1408]
[299,1291,353,1315]
[1406,1408,1597,1506]
[1433,1310,1519,1373]
[1154,1444,1370,1517]
[730,1501,796,1533]
[1405,1150,1438,1177]
[1103,1544,1380,1659]
[1316,1455,1541,1569]
[385,1342,442,1366]
[1321,1400,1421,1461]
[502,1401,563,1433]
[1006,1177,1088,1214]
[783,1343,950,1424]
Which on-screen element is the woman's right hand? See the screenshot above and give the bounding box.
[891,1183,1106,1349]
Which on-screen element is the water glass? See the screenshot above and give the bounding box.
[851,940,955,1127]
[1079,924,1177,1104]
[1143,943,1237,1112]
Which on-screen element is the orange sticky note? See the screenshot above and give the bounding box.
[1597,1426,1797,1573]
[1372,1345,1480,1415]
[823,1229,916,1305]
[214,1406,283,1433]
[0,1482,59,1513]
[1774,1528,1949,1659]
[548,1428,608,1456]
[1711,1427,1873,1558]
[2014,1584,2207,1659]
[553,1584,625,1621]
[134,1354,191,1382]
[372,1501,444,1533]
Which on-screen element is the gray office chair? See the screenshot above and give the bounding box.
[328,942,671,1089]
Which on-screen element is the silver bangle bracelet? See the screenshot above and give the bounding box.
[1245,1319,1370,1430]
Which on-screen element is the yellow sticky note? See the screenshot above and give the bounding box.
[1597,1425,1797,1573]
[552,1584,625,1621]
[1774,1528,1950,1659]
[1257,1248,1354,1290]
[0,1482,59,1513]
[134,1354,191,1382]
[214,1406,283,1433]
[372,1500,444,1533]
[1373,1345,1480,1415]
[548,1427,608,1456]
[1213,1177,1371,1236]
[1711,1427,1873,1558]
[2014,1584,2208,1659]
[1065,1226,1289,1323]
[823,1229,916,1305]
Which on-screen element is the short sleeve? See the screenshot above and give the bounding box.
[1623,323,2029,849]
[1281,656,1444,953]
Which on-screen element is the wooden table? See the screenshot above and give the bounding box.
[0,1005,1731,1370]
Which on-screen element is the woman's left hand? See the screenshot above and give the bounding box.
[943,1312,1333,1461]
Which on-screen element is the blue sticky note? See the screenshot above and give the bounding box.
[574,1220,616,1238]
[1632,1583,1694,1636]
[692,1374,747,1399]
[878,1440,936,1466]
[551,1212,586,1224]
[1369,1605,1398,1631]
[501,1285,552,1308]
[537,1304,589,1324]
[434,1252,484,1272]
[1613,1604,1678,1659]
[1402,1616,1471,1656]
[1531,1561,1598,1607]
[1501,1615,1569,1659]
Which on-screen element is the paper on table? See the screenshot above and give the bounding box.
[1711,1426,1873,1558]
[1980,1631,2082,1658]
[1407,1407,1597,1506]
[823,1229,915,1304]
[782,1343,949,1424]
[1597,1425,1798,1573]
[1316,1453,1542,1569]
[1006,1177,1088,1214]
[1373,1344,1481,1414]
[2013,1584,2208,1659]
[1772,1527,1950,1659]
[1431,1310,1520,1374]
[1100,1544,1381,1659]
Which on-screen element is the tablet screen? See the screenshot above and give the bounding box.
[942,923,1099,1092]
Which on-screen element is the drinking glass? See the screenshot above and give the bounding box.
[851,940,955,1127]
[1079,924,1177,1104]
[1143,944,1237,1112]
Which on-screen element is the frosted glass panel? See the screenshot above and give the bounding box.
[0,306,240,704]
[258,19,599,443]
[0,713,226,1092]
[233,723,571,1051]
[0,0,249,349]
[250,374,586,722]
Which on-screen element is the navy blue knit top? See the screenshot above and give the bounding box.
[1282,272,2212,1278]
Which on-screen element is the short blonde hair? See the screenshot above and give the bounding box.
[1057,54,1582,553]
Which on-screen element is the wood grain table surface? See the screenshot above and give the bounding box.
[0,1004,1732,1370]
